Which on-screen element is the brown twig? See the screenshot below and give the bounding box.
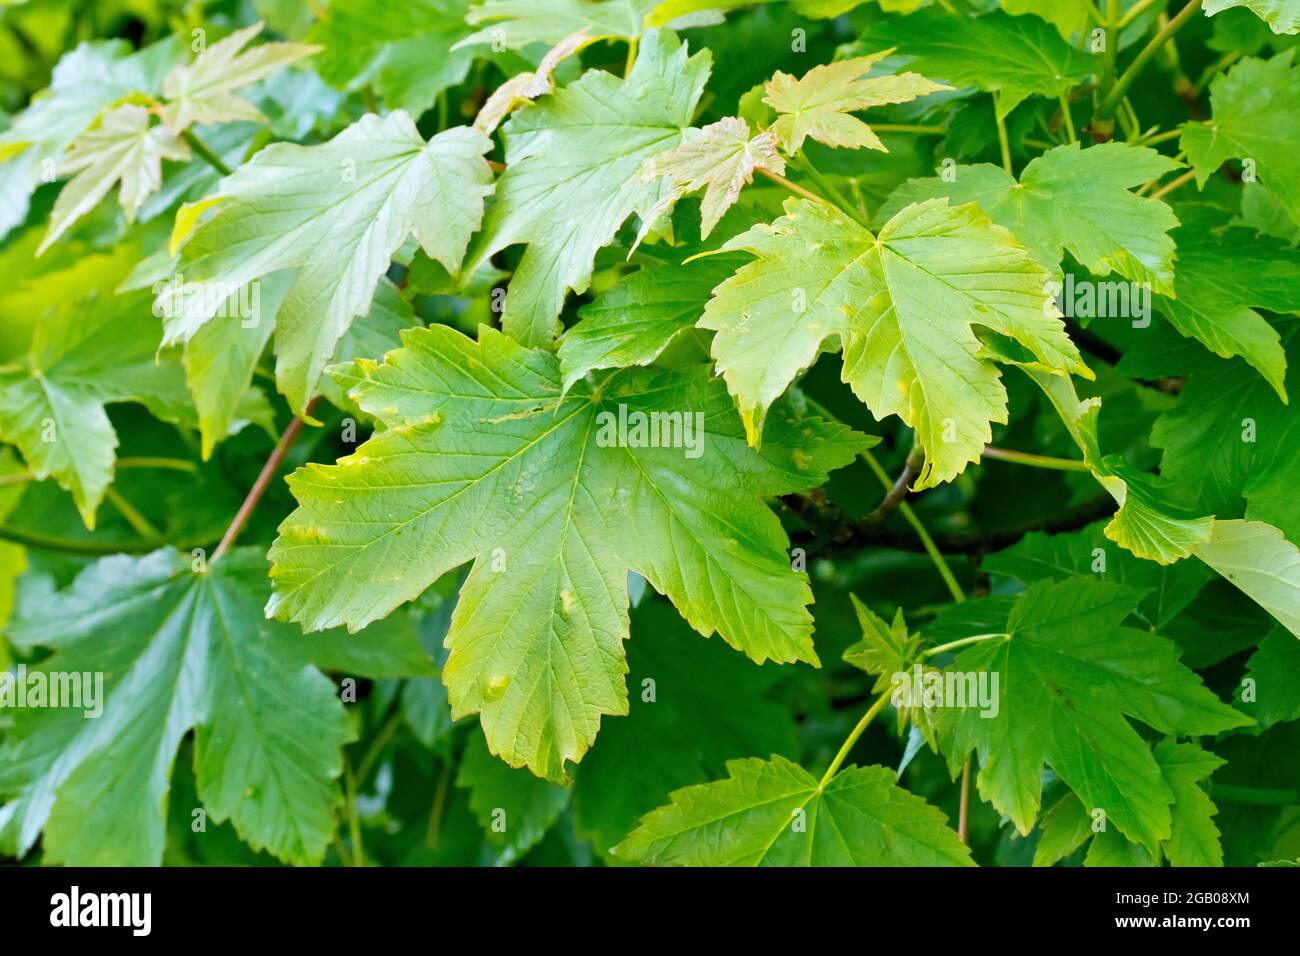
[867,445,925,524]
[210,398,319,564]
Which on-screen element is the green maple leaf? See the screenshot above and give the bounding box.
[267,325,867,779]
[0,36,184,240]
[878,142,1183,295]
[612,755,973,865]
[1153,205,1299,399]
[1245,626,1300,727]
[159,21,319,132]
[0,548,353,866]
[466,28,708,346]
[39,105,189,255]
[1204,0,1299,41]
[557,251,745,389]
[1152,324,1299,535]
[844,596,917,691]
[163,111,493,413]
[0,287,196,527]
[1156,739,1227,867]
[309,0,476,116]
[457,734,571,864]
[1193,519,1300,638]
[984,524,1212,629]
[844,597,942,743]
[642,117,785,238]
[859,9,1097,117]
[763,50,950,153]
[937,578,1248,853]
[572,599,797,859]
[1031,791,1093,867]
[1034,739,1227,867]
[1182,50,1300,229]
[459,0,657,49]
[700,196,1087,486]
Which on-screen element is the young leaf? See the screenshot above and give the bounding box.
[700,196,1087,486]
[309,0,475,116]
[0,35,184,241]
[613,755,974,865]
[39,105,189,255]
[1182,50,1300,228]
[844,596,916,690]
[0,549,353,866]
[466,28,708,346]
[160,21,320,132]
[845,598,940,742]
[163,112,493,412]
[859,9,1097,117]
[878,142,1183,295]
[937,579,1248,853]
[642,117,784,238]
[763,50,949,152]
[267,325,868,779]
[474,29,592,135]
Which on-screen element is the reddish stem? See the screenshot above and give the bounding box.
[211,398,319,564]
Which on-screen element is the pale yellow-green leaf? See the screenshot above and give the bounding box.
[160,21,319,131]
[161,112,492,413]
[700,196,1087,486]
[473,28,592,135]
[642,116,784,238]
[764,50,950,152]
[267,325,867,779]
[39,105,188,255]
